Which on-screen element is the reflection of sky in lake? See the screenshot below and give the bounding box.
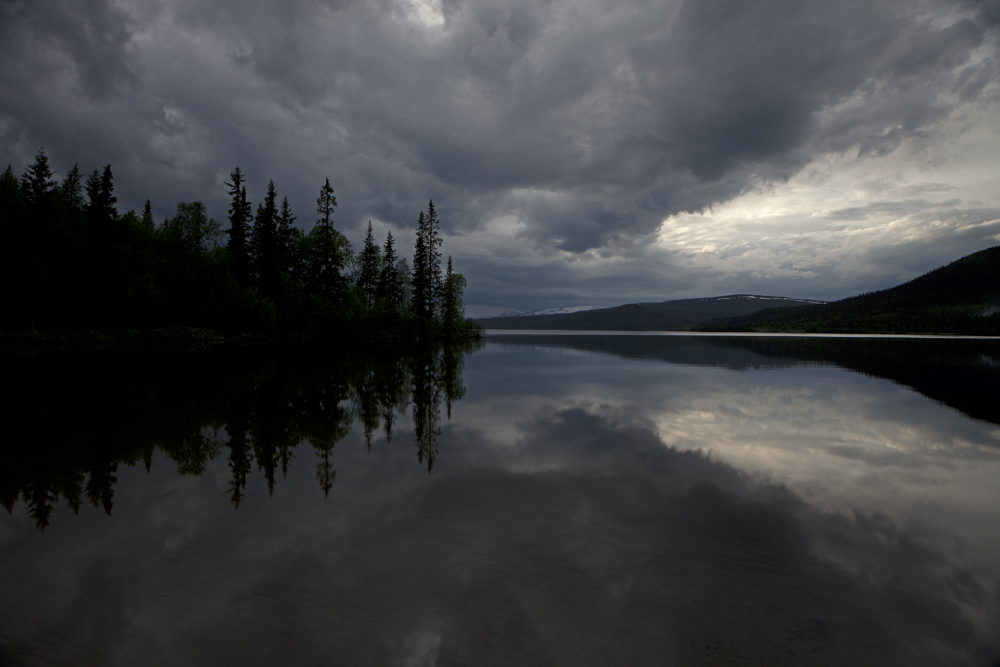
[1,338,999,666]
[472,342,1000,555]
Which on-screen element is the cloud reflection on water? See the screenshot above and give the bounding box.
[0,337,999,665]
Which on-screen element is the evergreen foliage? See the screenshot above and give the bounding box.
[278,195,299,276]
[141,199,154,228]
[442,256,467,335]
[20,148,56,206]
[225,166,252,286]
[0,153,480,341]
[377,230,401,308]
[305,178,349,310]
[358,221,382,310]
[252,180,280,297]
[411,211,430,321]
[425,200,443,312]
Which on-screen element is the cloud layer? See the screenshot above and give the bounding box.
[1,0,998,311]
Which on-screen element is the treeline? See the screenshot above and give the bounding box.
[0,149,479,339]
[1,340,479,531]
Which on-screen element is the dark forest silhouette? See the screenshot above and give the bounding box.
[1,341,480,531]
[0,150,479,339]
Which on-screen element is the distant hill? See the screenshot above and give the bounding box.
[698,246,1000,335]
[475,295,824,331]
[483,305,601,318]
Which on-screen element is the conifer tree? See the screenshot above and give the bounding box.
[20,148,56,207]
[441,255,467,335]
[60,165,85,214]
[225,166,252,286]
[141,199,154,229]
[358,221,382,310]
[53,164,87,320]
[84,165,117,222]
[251,180,279,295]
[0,165,22,238]
[278,195,300,276]
[377,230,400,306]
[0,164,20,207]
[306,178,347,305]
[411,210,431,320]
[1,163,28,329]
[425,201,443,312]
[83,165,120,323]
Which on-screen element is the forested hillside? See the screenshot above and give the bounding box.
[477,295,822,330]
[698,246,1000,335]
[0,150,478,340]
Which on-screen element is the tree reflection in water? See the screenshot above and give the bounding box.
[0,340,480,530]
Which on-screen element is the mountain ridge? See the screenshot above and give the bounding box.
[475,294,825,331]
[697,246,1000,335]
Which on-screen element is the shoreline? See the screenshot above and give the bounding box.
[483,329,1000,340]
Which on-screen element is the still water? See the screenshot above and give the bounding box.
[1,334,999,666]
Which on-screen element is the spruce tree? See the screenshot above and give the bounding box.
[377,230,399,306]
[84,164,119,248]
[55,164,87,322]
[425,200,443,315]
[306,178,347,305]
[441,255,467,335]
[20,148,56,207]
[358,221,381,310]
[411,210,431,321]
[84,165,120,324]
[1,164,27,329]
[225,166,252,286]
[251,180,279,295]
[60,165,85,214]
[278,195,299,276]
[141,199,154,229]
[0,165,22,237]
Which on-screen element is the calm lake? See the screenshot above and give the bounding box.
[2,333,999,666]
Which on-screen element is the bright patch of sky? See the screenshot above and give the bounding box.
[654,113,1000,296]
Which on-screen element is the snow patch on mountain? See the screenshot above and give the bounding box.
[479,305,603,319]
[709,294,827,304]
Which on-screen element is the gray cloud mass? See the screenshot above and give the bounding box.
[1,0,998,311]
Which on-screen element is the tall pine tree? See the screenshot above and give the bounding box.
[425,200,443,315]
[83,165,121,324]
[305,178,347,306]
[0,165,23,329]
[411,210,431,321]
[251,180,279,296]
[278,195,300,277]
[358,221,381,310]
[20,148,56,207]
[377,230,400,307]
[16,152,59,329]
[225,166,252,286]
[441,255,467,336]
[141,199,154,229]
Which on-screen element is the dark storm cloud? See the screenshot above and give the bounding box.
[1,0,998,311]
[2,0,995,231]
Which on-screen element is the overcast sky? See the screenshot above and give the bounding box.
[2,0,998,315]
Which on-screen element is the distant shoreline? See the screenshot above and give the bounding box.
[484,329,1000,340]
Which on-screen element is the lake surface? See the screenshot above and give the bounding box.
[2,334,999,666]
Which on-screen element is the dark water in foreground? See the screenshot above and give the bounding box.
[2,335,999,666]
